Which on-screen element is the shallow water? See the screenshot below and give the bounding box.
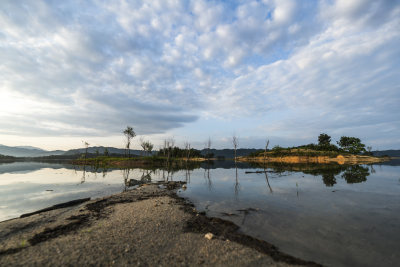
[0,160,399,267]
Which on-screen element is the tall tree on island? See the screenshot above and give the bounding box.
[318,133,331,146]
[205,137,212,159]
[83,141,89,164]
[123,126,136,158]
[337,136,366,154]
[232,134,239,162]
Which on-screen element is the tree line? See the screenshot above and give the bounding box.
[82,126,372,161]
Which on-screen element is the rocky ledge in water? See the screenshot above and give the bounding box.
[0,181,321,266]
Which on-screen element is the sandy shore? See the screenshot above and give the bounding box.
[0,182,321,266]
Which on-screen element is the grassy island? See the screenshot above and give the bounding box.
[239,134,390,165]
[71,156,206,169]
[238,148,389,165]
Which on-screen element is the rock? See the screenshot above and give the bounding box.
[204,233,214,240]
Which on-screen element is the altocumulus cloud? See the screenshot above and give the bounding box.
[0,0,399,148]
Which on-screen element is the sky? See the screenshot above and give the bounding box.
[0,0,399,151]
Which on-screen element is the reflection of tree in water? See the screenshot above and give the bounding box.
[123,169,155,189]
[341,165,369,184]
[140,170,152,183]
[303,164,370,186]
[266,163,371,187]
[234,165,240,197]
[102,168,108,178]
[80,165,86,184]
[369,165,376,174]
[185,168,191,183]
[204,161,213,191]
[322,174,336,187]
[122,168,130,191]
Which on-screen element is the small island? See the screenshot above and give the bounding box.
[238,134,389,165]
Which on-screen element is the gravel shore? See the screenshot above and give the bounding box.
[0,182,321,266]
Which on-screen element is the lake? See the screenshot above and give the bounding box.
[0,160,399,266]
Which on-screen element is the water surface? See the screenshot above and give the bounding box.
[0,160,399,267]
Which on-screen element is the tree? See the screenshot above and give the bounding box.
[318,133,331,146]
[341,165,369,184]
[205,137,212,159]
[82,141,89,164]
[264,139,269,166]
[162,138,175,161]
[184,141,191,161]
[232,135,239,162]
[145,141,153,156]
[337,136,366,154]
[140,137,147,156]
[123,126,136,158]
[104,148,109,156]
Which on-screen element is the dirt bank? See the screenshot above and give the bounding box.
[239,155,388,165]
[0,182,321,266]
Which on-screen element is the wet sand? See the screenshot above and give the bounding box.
[0,182,321,266]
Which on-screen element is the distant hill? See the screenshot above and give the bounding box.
[0,144,64,157]
[200,148,261,158]
[6,144,396,159]
[372,150,400,157]
[0,145,265,158]
[63,146,149,156]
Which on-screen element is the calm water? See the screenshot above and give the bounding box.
[0,160,399,267]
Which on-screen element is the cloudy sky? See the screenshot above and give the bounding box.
[1,0,399,150]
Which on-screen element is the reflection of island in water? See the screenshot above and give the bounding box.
[81,161,372,189]
[266,163,371,187]
[117,163,371,192]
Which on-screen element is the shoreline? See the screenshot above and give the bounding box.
[238,154,389,165]
[0,182,321,266]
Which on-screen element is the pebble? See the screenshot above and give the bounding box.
[204,233,214,240]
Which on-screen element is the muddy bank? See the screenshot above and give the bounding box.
[239,155,389,165]
[0,182,321,266]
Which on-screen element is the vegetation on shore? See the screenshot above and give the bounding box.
[0,154,16,162]
[12,128,387,167]
[241,133,388,164]
[0,154,15,159]
[247,133,371,158]
[71,155,204,169]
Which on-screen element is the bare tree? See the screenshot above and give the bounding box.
[139,137,154,157]
[80,141,90,184]
[163,140,167,157]
[140,137,146,156]
[264,139,270,167]
[264,139,273,193]
[145,141,154,156]
[184,141,191,162]
[170,138,175,149]
[164,137,175,162]
[232,135,239,162]
[205,137,212,159]
[123,126,136,158]
[83,141,90,164]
